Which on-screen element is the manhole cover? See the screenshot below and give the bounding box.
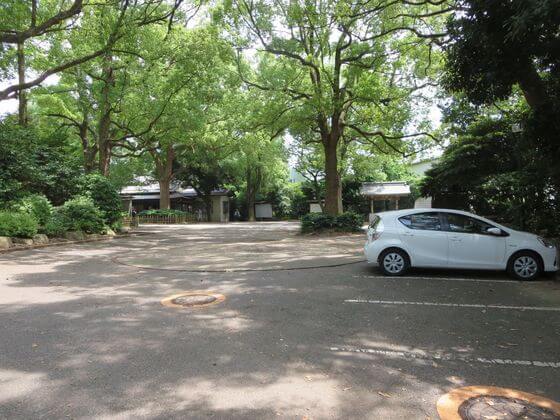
[438,386,560,420]
[161,292,225,309]
[459,395,560,419]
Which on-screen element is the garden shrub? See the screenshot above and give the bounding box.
[138,209,187,216]
[301,211,363,233]
[334,212,363,232]
[301,213,336,233]
[14,194,53,226]
[42,208,68,237]
[0,211,39,238]
[59,196,106,234]
[77,174,122,225]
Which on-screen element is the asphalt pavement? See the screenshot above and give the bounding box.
[0,222,559,419]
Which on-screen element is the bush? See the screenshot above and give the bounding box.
[42,209,68,237]
[301,213,336,233]
[334,212,363,232]
[0,211,39,238]
[14,194,53,226]
[138,209,187,216]
[77,174,122,225]
[301,211,363,233]
[59,196,106,234]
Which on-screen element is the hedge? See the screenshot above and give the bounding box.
[0,211,39,238]
[301,211,363,233]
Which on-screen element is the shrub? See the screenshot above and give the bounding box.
[301,213,336,233]
[0,211,39,238]
[301,211,363,233]
[138,209,187,216]
[334,212,363,232]
[42,208,67,237]
[59,196,106,234]
[77,174,122,225]
[14,194,53,226]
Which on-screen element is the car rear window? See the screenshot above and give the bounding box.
[399,213,441,231]
[369,215,381,230]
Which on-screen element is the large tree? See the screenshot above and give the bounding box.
[444,0,560,111]
[226,0,448,214]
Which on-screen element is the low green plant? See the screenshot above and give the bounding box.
[59,196,106,234]
[0,211,39,238]
[301,213,335,233]
[14,194,53,226]
[138,209,187,216]
[77,174,122,225]
[334,212,363,232]
[301,211,363,233]
[42,209,68,237]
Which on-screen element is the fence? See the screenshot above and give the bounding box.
[135,213,198,225]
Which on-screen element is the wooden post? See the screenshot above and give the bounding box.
[395,197,399,210]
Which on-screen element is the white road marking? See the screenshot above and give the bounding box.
[345,299,560,312]
[329,346,560,368]
[352,275,519,283]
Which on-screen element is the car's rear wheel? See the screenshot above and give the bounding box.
[507,251,542,281]
[379,248,410,276]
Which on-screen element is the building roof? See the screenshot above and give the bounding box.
[120,182,229,200]
[360,181,411,197]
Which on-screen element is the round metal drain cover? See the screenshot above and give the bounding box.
[161,292,225,309]
[438,386,560,420]
[459,395,560,419]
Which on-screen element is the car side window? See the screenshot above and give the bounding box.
[399,213,441,231]
[445,213,494,235]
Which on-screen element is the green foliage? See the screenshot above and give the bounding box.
[334,212,364,232]
[42,209,68,237]
[444,0,559,106]
[301,211,363,233]
[138,209,187,216]
[77,174,122,225]
[301,213,336,233]
[59,196,106,234]
[0,212,39,238]
[13,194,53,226]
[421,111,560,236]
[0,120,82,205]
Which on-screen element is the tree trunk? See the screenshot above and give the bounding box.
[323,138,343,215]
[154,146,174,210]
[17,41,28,126]
[79,120,97,173]
[159,180,171,210]
[97,54,114,175]
[518,61,549,111]
[247,194,256,221]
[246,166,259,221]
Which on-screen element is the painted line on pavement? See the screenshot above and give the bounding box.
[352,275,519,283]
[330,346,560,368]
[345,299,560,312]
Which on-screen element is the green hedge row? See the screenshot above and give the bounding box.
[301,212,363,233]
[1,174,123,238]
[138,209,187,216]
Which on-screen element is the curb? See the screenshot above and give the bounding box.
[0,232,148,254]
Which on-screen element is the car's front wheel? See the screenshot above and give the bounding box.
[379,248,410,276]
[507,251,542,281]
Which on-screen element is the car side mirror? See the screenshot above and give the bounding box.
[487,227,503,236]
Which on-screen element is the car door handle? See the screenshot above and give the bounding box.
[449,236,462,242]
[403,231,414,236]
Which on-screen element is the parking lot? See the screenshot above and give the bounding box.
[1,222,559,419]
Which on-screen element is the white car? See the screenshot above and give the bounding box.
[364,209,558,280]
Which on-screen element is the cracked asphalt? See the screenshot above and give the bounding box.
[0,222,559,419]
